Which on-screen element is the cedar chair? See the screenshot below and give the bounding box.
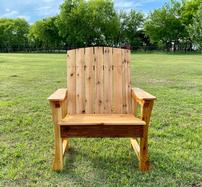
[48,47,156,172]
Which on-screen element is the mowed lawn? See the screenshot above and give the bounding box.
[0,52,202,186]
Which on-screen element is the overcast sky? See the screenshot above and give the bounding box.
[0,0,170,23]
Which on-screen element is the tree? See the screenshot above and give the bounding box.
[119,10,144,48]
[144,1,185,51]
[181,0,202,25]
[179,0,202,51]
[0,18,29,51]
[56,0,119,47]
[29,17,62,50]
[189,4,202,50]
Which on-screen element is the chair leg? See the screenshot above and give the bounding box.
[139,127,150,171]
[53,124,63,171]
[62,138,70,154]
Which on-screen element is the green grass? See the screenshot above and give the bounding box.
[0,53,202,186]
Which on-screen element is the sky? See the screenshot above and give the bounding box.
[0,0,170,23]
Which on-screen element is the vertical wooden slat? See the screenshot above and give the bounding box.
[109,48,113,113]
[126,49,132,113]
[95,47,104,113]
[67,50,76,114]
[122,49,127,114]
[113,48,122,113]
[76,48,85,114]
[103,47,112,113]
[85,47,95,113]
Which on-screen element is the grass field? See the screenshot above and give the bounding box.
[0,53,202,186]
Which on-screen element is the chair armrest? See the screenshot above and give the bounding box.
[132,88,156,103]
[48,88,68,124]
[131,88,156,125]
[48,88,67,102]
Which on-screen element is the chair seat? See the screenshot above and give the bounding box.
[60,114,145,126]
[59,114,145,138]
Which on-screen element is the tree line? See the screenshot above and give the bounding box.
[0,0,202,52]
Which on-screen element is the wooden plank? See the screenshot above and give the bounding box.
[131,138,140,160]
[85,47,95,113]
[76,48,85,114]
[61,125,144,138]
[62,138,69,155]
[95,47,104,113]
[139,100,154,171]
[132,88,156,101]
[122,49,127,114]
[128,50,132,113]
[125,49,131,113]
[48,88,67,101]
[127,50,132,113]
[60,114,145,125]
[67,50,76,114]
[50,102,64,171]
[103,47,113,113]
[113,48,123,113]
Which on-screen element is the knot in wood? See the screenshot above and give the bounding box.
[55,101,60,108]
[84,65,87,70]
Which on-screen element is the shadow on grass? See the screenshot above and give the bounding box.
[53,142,202,186]
[59,145,139,185]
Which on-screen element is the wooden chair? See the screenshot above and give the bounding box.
[48,47,156,172]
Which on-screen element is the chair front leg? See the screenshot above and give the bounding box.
[139,100,154,171]
[49,101,67,171]
[53,123,63,171]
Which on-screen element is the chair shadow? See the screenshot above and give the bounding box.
[58,140,200,186]
[59,140,140,185]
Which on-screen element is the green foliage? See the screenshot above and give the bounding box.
[189,4,202,50]
[181,0,202,25]
[0,0,202,51]
[29,17,62,49]
[119,10,144,46]
[57,0,119,47]
[144,1,185,48]
[0,18,29,50]
[0,53,202,185]
[144,0,202,51]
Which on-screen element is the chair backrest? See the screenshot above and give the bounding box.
[67,47,132,114]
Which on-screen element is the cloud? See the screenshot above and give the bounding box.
[114,0,166,12]
[42,0,55,2]
[1,9,31,21]
[1,10,19,17]
[0,0,63,22]
[35,6,52,11]
[34,5,59,17]
[0,0,169,23]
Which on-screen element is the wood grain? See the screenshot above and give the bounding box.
[85,47,95,113]
[61,125,144,138]
[60,114,145,126]
[76,48,85,114]
[113,48,123,113]
[67,50,76,114]
[95,47,104,113]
